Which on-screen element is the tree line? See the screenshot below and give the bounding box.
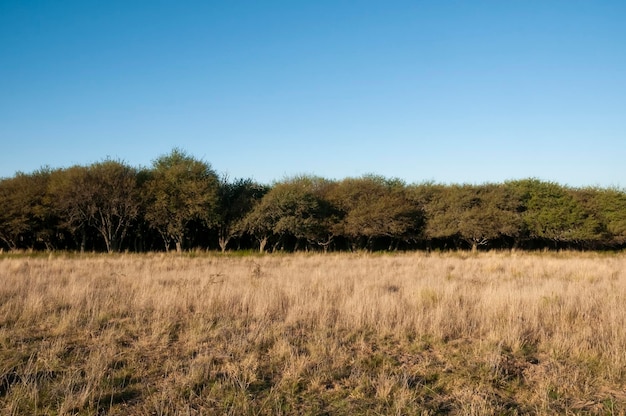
[1,149,625,253]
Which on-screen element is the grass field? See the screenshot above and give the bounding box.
[1,251,625,415]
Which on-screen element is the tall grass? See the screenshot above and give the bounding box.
[1,251,625,415]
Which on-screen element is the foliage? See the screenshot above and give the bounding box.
[217,177,268,252]
[240,176,334,252]
[0,169,54,250]
[48,165,94,251]
[143,149,219,252]
[419,183,523,250]
[1,151,625,252]
[573,187,626,246]
[328,175,423,250]
[47,160,141,252]
[86,159,141,252]
[508,179,604,247]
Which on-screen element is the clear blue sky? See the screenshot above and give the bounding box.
[1,1,625,187]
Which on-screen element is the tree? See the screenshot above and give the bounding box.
[143,149,219,252]
[88,160,140,252]
[0,169,54,250]
[216,177,268,252]
[302,177,342,251]
[598,188,626,246]
[508,179,603,248]
[239,194,275,253]
[270,176,338,251]
[328,175,423,250]
[47,161,141,253]
[571,186,626,247]
[415,183,461,246]
[48,166,93,251]
[0,176,27,250]
[421,184,523,251]
[240,176,335,252]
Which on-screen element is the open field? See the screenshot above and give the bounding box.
[1,251,625,415]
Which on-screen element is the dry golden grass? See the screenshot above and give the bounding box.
[1,251,625,415]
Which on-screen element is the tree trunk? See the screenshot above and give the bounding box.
[259,237,268,253]
[218,236,229,253]
[159,231,171,252]
[80,228,86,253]
[0,237,18,251]
[103,236,112,253]
[316,235,333,253]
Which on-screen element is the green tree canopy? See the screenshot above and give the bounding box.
[571,187,626,247]
[48,165,93,251]
[241,176,336,252]
[598,188,626,245]
[143,149,219,252]
[2,149,625,253]
[0,169,54,250]
[48,160,140,252]
[328,175,423,250]
[508,179,603,247]
[419,183,523,250]
[217,177,268,252]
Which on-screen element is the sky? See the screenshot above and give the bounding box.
[1,1,625,187]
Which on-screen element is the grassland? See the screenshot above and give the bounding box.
[1,251,625,415]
